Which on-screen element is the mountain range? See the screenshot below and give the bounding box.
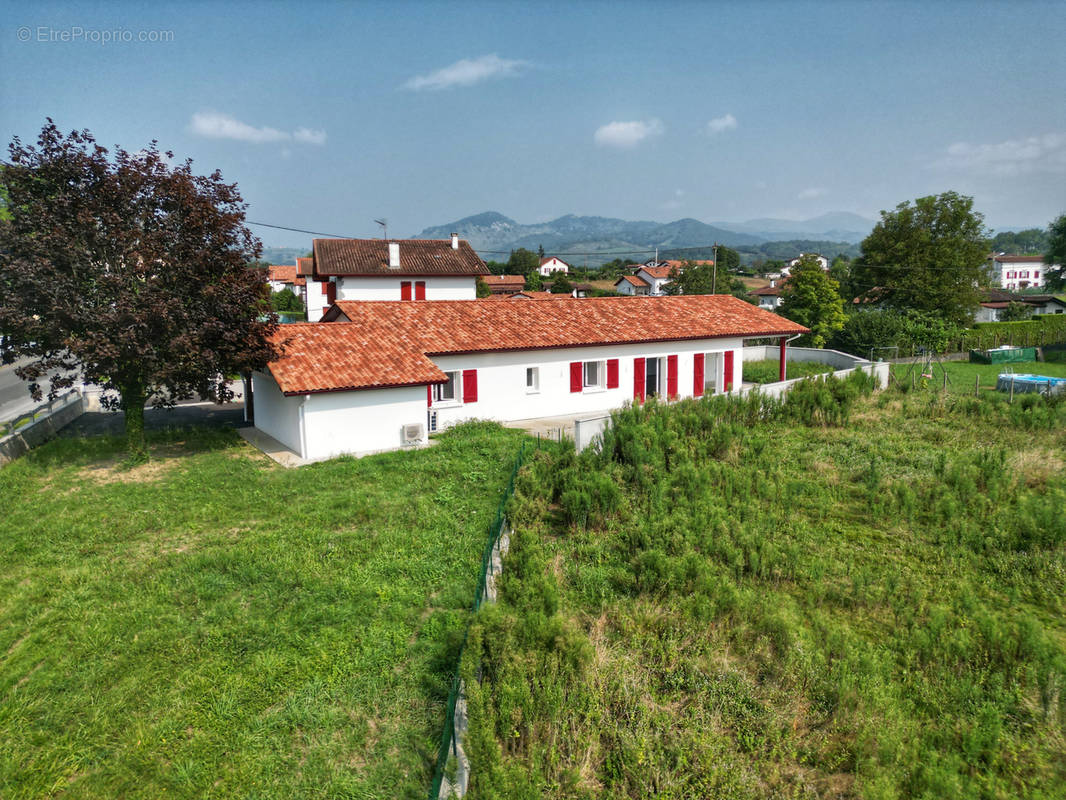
[412,211,876,264]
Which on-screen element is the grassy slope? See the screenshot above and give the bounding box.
[0,422,525,799]
[463,381,1066,799]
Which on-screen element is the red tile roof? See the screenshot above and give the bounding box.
[313,238,488,277]
[616,275,651,288]
[482,275,526,292]
[268,265,306,288]
[296,257,314,276]
[990,254,1045,263]
[539,256,569,267]
[268,296,808,395]
[639,265,675,279]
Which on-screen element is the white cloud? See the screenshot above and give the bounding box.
[188,112,327,146]
[933,133,1066,176]
[293,127,327,145]
[797,187,826,200]
[404,54,529,91]
[707,113,737,134]
[593,119,664,149]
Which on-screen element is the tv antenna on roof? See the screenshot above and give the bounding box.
[374,218,388,240]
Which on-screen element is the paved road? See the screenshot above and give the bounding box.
[0,359,64,421]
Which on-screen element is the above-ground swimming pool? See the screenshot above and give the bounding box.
[996,373,1066,395]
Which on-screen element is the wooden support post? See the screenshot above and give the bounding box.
[943,371,948,392]
[779,337,787,383]
[975,375,979,396]
[1010,376,1015,404]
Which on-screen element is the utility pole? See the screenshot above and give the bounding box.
[712,242,719,294]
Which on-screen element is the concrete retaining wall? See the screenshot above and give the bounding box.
[0,392,86,465]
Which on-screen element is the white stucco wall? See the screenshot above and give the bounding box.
[428,338,744,431]
[336,275,476,301]
[305,280,329,322]
[252,372,305,455]
[302,384,428,460]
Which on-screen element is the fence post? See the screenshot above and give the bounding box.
[975,375,979,396]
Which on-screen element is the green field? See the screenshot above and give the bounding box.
[890,359,1066,395]
[461,377,1066,798]
[0,423,525,799]
[744,359,835,384]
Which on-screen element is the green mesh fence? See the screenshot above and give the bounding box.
[428,443,529,800]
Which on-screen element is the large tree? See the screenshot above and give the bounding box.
[856,191,989,327]
[779,254,846,347]
[1045,213,1066,291]
[0,121,276,461]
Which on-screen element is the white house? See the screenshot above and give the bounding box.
[976,290,1066,322]
[297,257,328,322]
[781,253,829,276]
[752,279,786,310]
[250,295,808,461]
[988,254,1053,290]
[307,234,488,311]
[538,256,570,277]
[266,264,305,295]
[634,265,674,295]
[614,275,651,295]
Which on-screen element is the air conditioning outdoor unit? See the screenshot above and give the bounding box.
[402,423,424,444]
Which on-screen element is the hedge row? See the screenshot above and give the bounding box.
[963,314,1066,351]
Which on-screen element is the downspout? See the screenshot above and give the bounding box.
[299,395,309,460]
[780,333,802,382]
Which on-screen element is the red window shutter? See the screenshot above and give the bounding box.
[634,357,645,403]
[570,361,583,393]
[415,281,426,300]
[427,384,432,407]
[667,355,678,398]
[607,358,619,389]
[326,281,336,304]
[693,353,704,397]
[724,350,734,391]
[400,281,412,301]
[462,369,478,403]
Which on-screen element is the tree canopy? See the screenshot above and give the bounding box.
[550,272,572,294]
[663,260,754,303]
[714,245,741,272]
[1045,214,1066,291]
[507,247,540,275]
[0,121,276,460]
[779,255,846,347]
[856,191,989,327]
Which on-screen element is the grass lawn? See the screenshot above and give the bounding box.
[744,358,834,384]
[0,422,526,799]
[891,359,1066,394]
[462,383,1066,798]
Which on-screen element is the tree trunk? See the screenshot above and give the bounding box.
[121,383,148,462]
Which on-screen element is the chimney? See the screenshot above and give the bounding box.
[388,241,400,269]
[451,232,459,250]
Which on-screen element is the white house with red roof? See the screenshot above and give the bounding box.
[614,274,651,295]
[305,234,489,317]
[537,256,570,277]
[988,254,1054,290]
[296,257,328,322]
[249,295,808,460]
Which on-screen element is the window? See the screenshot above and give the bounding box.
[704,353,719,394]
[1034,271,1040,279]
[415,281,426,300]
[584,360,604,389]
[401,281,412,301]
[526,366,539,393]
[433,371,459,402]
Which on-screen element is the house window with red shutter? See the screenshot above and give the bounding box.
[666,354,678,398]
[724,350,735,392]
[432,371,459,403]
[326,281,336,305]
[570,361,583,393]
[400,281,412,301]
[462,369,478,403]
[634,357,646,402]
[606,359,619,389]
[693,353,704,398]
[415,281,426,300]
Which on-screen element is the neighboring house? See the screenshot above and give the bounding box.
[298,257,329,322]
[250,296,807,461]
[615,275,651,296]
[570,282,593,298]
[752,278,787,310]
[481,291,571,301]
[781,253,829,276]
[634,265,675,296]
[976,289,1066,321]
[309,233,488,310]
[538,256,570,277]
[988,253,1054,290]
[482,275,526,295]
[266,264,306,295]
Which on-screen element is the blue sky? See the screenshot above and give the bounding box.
[2,0,1064,248]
